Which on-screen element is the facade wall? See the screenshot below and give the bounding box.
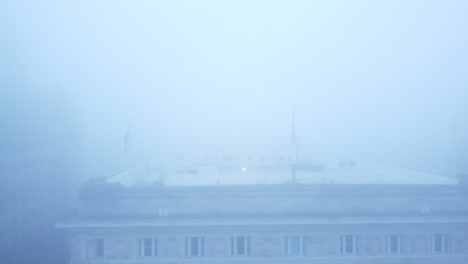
[79,185,468,218]
[66,223,468,264]
[67,184,468,264]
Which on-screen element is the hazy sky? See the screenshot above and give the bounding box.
[1,0,467,177]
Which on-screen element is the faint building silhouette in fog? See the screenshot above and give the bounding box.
[0,87,82,264]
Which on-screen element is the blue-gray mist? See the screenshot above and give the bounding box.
[1,0,468,263]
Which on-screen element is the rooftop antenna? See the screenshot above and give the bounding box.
[123,116,132,155]
[450,118,458,179]
[291,105,297,182]
[291,105,296,145]
[122,90,140,156]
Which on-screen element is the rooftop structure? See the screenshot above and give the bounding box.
[107,160,458,187]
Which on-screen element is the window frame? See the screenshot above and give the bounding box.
[432,234,449,254]
[185,237,205,257]
[387,234,403,254]
[341,235,358,254]
[139,237,158,257]
[230,236,251,256]
[284,235,307,256]
[94,238,104,258]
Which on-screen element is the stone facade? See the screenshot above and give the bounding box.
[64,223,468,264]
[59,175,468,264]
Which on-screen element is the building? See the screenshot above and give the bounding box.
[58,157,468,264]
[0,87,81,264]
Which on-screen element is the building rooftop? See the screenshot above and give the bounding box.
[106,159,458,188]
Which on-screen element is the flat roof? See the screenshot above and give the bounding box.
[106,161,458,188]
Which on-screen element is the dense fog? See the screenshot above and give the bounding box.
[1,0,468,263]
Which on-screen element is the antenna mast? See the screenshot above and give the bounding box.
[291,105,297,182]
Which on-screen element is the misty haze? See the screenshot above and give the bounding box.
[1,1,468,264]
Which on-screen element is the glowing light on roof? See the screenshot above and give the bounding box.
[241,167,247,172]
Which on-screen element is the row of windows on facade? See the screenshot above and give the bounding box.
[92,234,451,258]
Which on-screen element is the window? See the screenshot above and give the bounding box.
[139,237,158,257]
[285,236,307,256]
[341,235,357,254]
[95,238,104,258]
[231,236,251,256]
[432,234,449,253]
[387,234,403,254]
[185,237,204,257]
